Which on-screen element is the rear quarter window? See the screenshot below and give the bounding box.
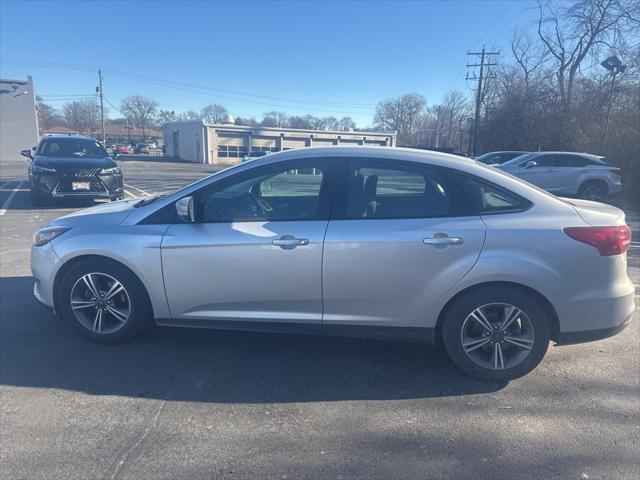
[457,174,532,214]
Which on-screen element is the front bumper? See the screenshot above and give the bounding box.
[31,242,60,309]
[33,171,124,200]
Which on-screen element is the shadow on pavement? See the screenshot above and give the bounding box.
[0,276,504,403]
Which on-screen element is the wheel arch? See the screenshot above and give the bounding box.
[435,281,560,343]
[579,177,609,195]
[52,254,154,318]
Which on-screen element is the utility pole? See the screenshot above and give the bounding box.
[466,46,498,156]
[97,69,105,144]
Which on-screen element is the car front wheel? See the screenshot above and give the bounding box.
[57,258,152,342]
[441,286,550,382]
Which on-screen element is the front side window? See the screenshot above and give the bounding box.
[199,159,330,222]
[345,160,453,219]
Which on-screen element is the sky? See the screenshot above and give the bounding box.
[0,0,538,126]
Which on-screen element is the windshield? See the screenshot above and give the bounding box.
[38,138,108,159]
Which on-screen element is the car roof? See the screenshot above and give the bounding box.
[533,151,605,160]
[41,134,97,142]
[480,151,528,154]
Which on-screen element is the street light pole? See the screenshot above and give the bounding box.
[600,56,627,155]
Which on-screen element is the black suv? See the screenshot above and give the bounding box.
[22,135,124,206]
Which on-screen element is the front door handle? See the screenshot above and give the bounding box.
[423,234,464,246]
[272,235,309,248]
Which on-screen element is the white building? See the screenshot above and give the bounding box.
[0,76,39,162]
[163,119,396,165]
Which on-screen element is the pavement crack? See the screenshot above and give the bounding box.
[110,399,166,480]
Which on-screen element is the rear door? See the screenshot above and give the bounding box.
[322,158,486,327]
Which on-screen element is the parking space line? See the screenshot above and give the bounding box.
[0,181,14,190]
[124,189,137,198]
[0,181,24,216]
[124,183,151,196]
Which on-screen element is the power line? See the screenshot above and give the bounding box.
[1,58,376,114]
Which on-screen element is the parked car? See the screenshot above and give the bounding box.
[146,141,157,149]
[134,143,149,155]
[21,135,124,206]
[474,151,528,165]
[498,151,622,201]
[31,147,633,381]
[114,144,133,155]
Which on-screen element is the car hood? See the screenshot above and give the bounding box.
[49,198,139,227]
[561,197,626,226]
[35,156,117,170]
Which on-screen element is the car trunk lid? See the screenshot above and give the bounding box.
[561,198,626,227]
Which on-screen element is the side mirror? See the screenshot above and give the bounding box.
[524,160,538,169]
[20,149,33,160]
[176,196,196,223]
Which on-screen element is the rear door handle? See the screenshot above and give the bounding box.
[423,235,464,246]
[272,235,309,248]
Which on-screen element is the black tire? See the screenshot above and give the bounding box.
[57,258,152,342]
[441,285,550,382]
[30,189,46,207]
[577,180,608,202]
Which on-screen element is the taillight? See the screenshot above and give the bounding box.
[563,226,631,256]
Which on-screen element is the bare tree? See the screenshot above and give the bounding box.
[336,116,356,131]
[178,111,201,121]
[62,98,102,134]
[120,95,159,139]
[261,111,288,128]
[158,110,177,124]
[201,104,228,124]
[373,93,426,146]
[35,96,62,133]
[537,0,633,140]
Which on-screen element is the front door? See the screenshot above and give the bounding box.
[161,158,335,324]
[322,158,486,327]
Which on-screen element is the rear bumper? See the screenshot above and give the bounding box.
[557,313,633,345]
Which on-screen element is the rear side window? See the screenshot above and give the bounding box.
[345,161,454,219]
[458,175,531,214]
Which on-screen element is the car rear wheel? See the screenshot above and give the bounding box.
[578,181,607,202]
[57,259,152,342]
[441,286,550,382]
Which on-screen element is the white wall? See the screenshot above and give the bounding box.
[163,121,206,163]
[0,77,39,162]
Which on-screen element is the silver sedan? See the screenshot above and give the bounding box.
[31,147,635,381]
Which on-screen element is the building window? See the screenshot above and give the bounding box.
[249,146,277,155]
[218,145,247,158]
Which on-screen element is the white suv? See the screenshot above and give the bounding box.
[498,152,622,201]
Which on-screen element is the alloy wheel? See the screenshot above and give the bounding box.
[460,303,535,370]
[70,272,131,334]
[581,184,604,201]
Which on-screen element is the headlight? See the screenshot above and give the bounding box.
[33,226,70,246]
[101,166,121,174]
[32,164,56,173]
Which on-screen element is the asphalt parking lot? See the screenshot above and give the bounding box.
[1,158,638,480]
